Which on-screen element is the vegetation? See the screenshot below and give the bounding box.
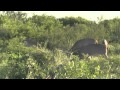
[0,11,119,79]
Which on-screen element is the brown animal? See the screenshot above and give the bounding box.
[70,38,98,52]
[73,39,108,59]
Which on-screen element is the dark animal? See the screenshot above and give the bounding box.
[73,39,108,59]
[70,38,98,52]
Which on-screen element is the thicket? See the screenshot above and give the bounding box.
[0,11,119,79]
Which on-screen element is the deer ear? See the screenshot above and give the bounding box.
[95,40,98,44]
[104,39,108,45]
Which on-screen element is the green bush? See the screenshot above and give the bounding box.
[0,11,120,79]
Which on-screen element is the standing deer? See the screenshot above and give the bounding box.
[70,38,98,52]
[73,39,108,59]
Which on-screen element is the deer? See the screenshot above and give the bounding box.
[70,38,98,52]
[73,39,108,59]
